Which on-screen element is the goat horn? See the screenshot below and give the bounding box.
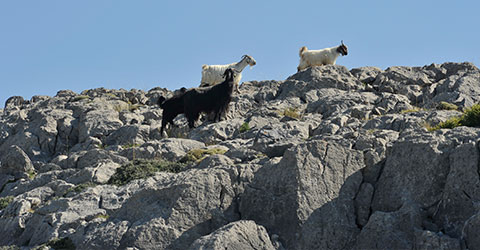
[341,40,344,45]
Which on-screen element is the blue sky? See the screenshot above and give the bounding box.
[1,1,479,108]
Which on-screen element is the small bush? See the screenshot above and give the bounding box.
[461,104,480,127]
[27,169,36,180]
[429,116,462,131]
[95,213,110,220]
[0,196,14,210]
[282,107,302,120]
[114,102,144,113]
[108,159,187,186]
[239,122,250,133]
[121,143,141,149]
[437,101,458,111]
[428,104,480,131]
[181,148,227,163]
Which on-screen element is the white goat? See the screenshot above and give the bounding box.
[297,41,348,72]
[200,55,256,91]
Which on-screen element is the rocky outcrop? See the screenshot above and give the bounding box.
[1,62,480,249]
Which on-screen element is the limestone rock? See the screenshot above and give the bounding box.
[188,220,276,250]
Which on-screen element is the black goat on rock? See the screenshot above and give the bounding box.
[183,68,237,128]
[158,87,187,135]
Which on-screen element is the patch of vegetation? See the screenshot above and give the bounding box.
[95,213,110,220]
[0,196,14,210]
[122,143,141,149]
[108,159,187,186]
[114,101,144,113]
[181,148,228,163]
[63,182,96,197]
[113,103,129,112]
[282,107,302,120]
[27,169,36,180]
[46,237,76,250]
[428,104,480,131]
[239,122,250,133]
[460,104,480,127]
[437,101,458,111]
[128,103,143,112]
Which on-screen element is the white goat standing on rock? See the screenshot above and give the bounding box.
[297,41,348,72]
[200,55,256,92]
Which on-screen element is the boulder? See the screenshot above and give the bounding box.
[188,220,276,250]
[0,145,34,178]
[241,140,364,249]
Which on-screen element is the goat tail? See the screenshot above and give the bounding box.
[201,64,208,70]
[299,46,308,57]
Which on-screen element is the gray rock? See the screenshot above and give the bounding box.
[2,62,480,249]
[0,145,34,178]
[106,125,151,146]
[463,212,480,250]
[252,121,310,157]
[151,138,205,161]
[354,182,374,227]
[241,140,364,249]
[414,230,460,250]
[283,65,365,98]
[72,219,130,250]
[433,142,480,237]
[75,149,129,169]
[4,96,25,110]
[372,132,451,212]
[77,99,124,143]
[353,202,423,249]
[189,118,244,144]
[188,220,276,250]
[350,66,382,84]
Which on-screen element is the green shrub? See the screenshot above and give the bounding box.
[282,107,302,120]
[428,104,480,131]
[121,143,141,149]
[108,159,187,186]
[181,148,227,163]
[461,104,480,127]
[239,122,250,133]
[114,102,144,113]
[27,169,36,180]
[432,116,462,130]
[0,196,14,210]
[437,101,458,111]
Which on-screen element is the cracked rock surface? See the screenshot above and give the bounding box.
[1,63,480,249]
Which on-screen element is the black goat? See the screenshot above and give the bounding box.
[158,87,187,135]
[183,68,237,128]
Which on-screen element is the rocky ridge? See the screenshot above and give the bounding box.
[1,62,480,249]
